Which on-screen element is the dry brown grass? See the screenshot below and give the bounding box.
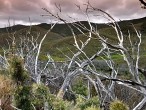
[0,74,15,110]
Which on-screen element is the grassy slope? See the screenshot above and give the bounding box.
[0,17,146,63]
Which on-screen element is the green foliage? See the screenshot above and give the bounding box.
[85,106,101,110]
[9,56,29,85]
[32,83,50,98]
[14,85,33,110]
[31,83,52,109]
[31,83,71,110]
[1,17,145,110]
[52,98,70,110]
[109,100,129,110]
[78,97,100,110]
[72,79,88,96]
[14,83,71,110]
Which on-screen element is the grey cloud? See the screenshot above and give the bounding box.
[0,0,48,26]
[107,0,145,20]
[0,0,145,27]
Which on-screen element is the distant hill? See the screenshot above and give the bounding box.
[0,24,28,33]
[37,21,108,37]
[0,17,145,36]
[118,17,146,25]
[0,21,107,37]
[0,17,146,35]
[0,17,146,64]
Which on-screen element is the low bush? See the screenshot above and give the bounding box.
[0,74,15,110]
[109,100,129,110]
[85,106,101,110]
[72,78,88,96]
[9,56,29,85]
[14,85,33,110]
[78,96,100,110]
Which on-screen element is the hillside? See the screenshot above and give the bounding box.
[0,17,146,62]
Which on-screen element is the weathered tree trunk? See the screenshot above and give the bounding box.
[57,70,78,98]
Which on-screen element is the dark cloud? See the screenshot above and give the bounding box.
[0,0,145,27]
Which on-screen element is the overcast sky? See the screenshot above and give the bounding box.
[0,0,146,27]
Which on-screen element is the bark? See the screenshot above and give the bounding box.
[133,97,146,110]
[57,70,78,98]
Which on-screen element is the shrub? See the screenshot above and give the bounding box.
[109,100,129,110]
[52,98,70,110]
[14,85,33,110]
[78,96,100,110]
[72,78,88,96]
[76,95,86,104]
[31,83,52,109]
[32,83,71,110]
[9,56,29,85]
[0,74,14,98]
[85,106,101,110]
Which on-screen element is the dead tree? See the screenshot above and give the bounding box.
[0,1,145,109]
[43,2,146,109]
[139,0,146,8]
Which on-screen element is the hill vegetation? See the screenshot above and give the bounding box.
[0,17,146,62]
[0,16,146,110]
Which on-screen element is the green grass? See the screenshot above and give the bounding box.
[52,56,66,61]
